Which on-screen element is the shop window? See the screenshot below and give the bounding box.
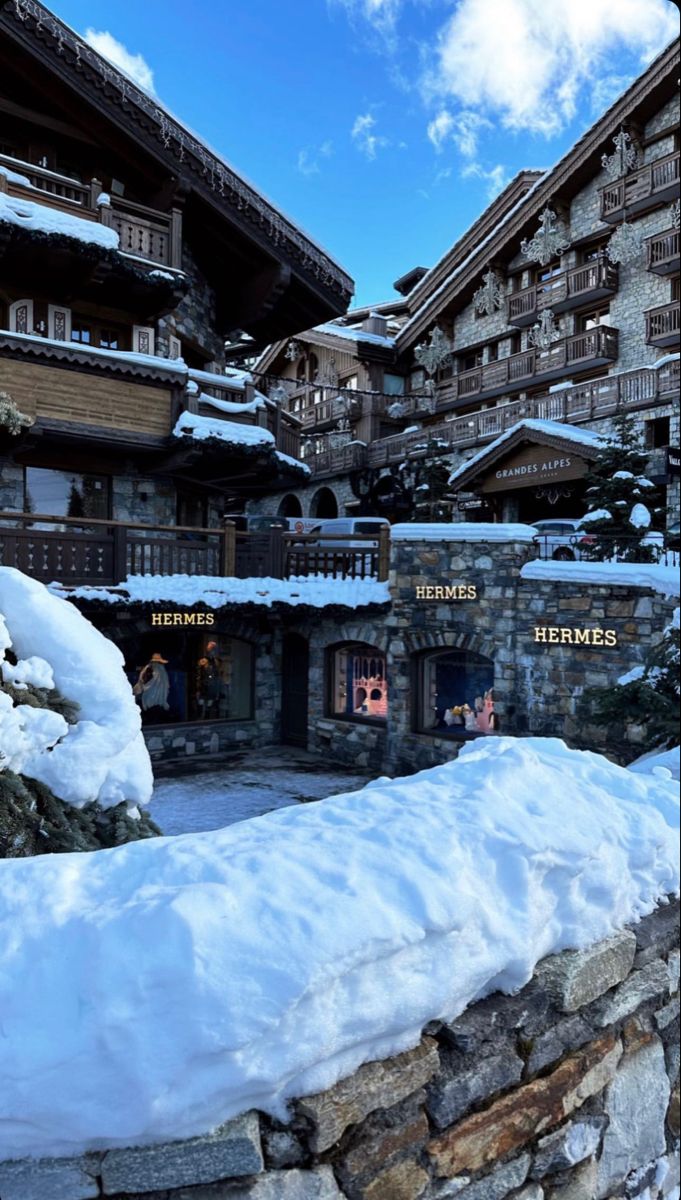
[329,643,387,722]
[23,466,110,522]
[646,416,670,450]
[130,634,254,725]
[416,649,498,737]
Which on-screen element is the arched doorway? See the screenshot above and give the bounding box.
[278,494,303,518]
[281,633,309,747]
[310,487,338,519]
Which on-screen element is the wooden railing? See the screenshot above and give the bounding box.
[507,256,618,324]
[646,228,680,274]
[599,151,680,221]
[282,529,390,582]
[189,370,303,462]
[645,301,680,347]
[0,153,182,268]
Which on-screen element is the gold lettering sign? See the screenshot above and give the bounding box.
[151,612,215,626]
[415,585,478,601]
[481,446,589,493]
[533,626,617,647]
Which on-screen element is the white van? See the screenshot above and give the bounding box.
[309,517,390,549]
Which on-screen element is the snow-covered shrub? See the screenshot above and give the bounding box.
[0,390,33,436]
[581,412,660,563]
[0,568,159,856]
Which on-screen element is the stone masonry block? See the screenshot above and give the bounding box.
[427,1052,524,1129]
[536,932,636,1013]
[298,1038,440,1153]
[529,1117,605,1178]
[361,1158,430,1200]
[595,960,670,1027]
[428,1035,622,1178]
[100,1111,263,1194]
[0,1156,100,1200]
[633,901,680,967]
[544,1160,598,1200]
[596,1038,669,1197]
[436,1154,531,1200]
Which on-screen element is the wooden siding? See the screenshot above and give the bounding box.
[0,358,173,436]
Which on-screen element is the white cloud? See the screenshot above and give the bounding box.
[297,141,334,177]
[427,110,455,150]
[423,0,678,136]
[331,0,403,47]
[428,109,492,157]
[461,161,511,199]
[85,29,155,94]
[351,113,389,159]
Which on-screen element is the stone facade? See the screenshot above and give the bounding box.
[2,900,677,1200]
[157,242,226,368]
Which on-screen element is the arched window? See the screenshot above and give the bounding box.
[415,649,497,737]
[329,642,387,722]
[310,487,339,519]
[278,494,303,518]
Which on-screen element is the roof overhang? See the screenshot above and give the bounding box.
[449,421,602,494]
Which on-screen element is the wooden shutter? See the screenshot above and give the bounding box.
[48,304,72,342]
[168,334,182,360]
[132,325,155,356]
[9,299,34,335]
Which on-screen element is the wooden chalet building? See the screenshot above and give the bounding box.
[248,41,680,529]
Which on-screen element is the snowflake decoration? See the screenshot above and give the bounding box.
[473,269,505,316]
[521,206,571,266]
[601,130,638,181]
[528,310,561,351]
[414,326,453,376]
[606,217,642,265]
[284,340,302,362]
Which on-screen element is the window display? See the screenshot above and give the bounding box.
[417,649,498,737]
[129,634,254,726]
[330,643,388,721]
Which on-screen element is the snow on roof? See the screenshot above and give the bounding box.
[275,450,311,475]
[0,190,119,250]
[449,420,605,485]
[391,522,538,543]
[60,575,390,610]
[0,568,152,810]
[520,561,680,598]
[173,411,275,446]
[199,392,265,416]
[0,735,677,1158]
[2,329,187,375]
[313,322,395,348]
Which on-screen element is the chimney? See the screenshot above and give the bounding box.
[362,312,388,337]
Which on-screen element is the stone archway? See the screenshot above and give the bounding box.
[277,494,303,518]
[310,487,339,519]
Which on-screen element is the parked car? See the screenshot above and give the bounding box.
[667,520,680,553]
[307,517,391,549]
[532,518,596,561]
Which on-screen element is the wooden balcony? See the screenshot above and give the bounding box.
[191,371,302,462]
[507,256,618,326]
[645,301,680,348]
[599,151,680,223]
[0,153,182,269]
[645,228,680,276]
[437,326,619,407]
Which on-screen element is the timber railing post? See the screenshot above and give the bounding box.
[222,521,236,577]
[112,524,127,584]
[378,525,391,582]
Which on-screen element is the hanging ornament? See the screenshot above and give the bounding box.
[521,206,572,266]
[671,199,680,231]
[528,309,562,351]
[606,215,642,265]
[284,340,302,362]
[473,268,505,316]
[414,326,453,376]
[319,357,339,388]
[601,129,638,181]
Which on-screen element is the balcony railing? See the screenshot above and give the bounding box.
[646,228,680,275]
[0,153,182,269]
[599,151,680,223]
[645,301,680,348]
[0,514,389,586]
[437,327,619,407]
[507,256,618,326]
[189,370,303,462]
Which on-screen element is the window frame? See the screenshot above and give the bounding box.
[326,641,388,727]
[411,647,497,740]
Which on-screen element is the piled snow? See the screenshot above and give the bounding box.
[630,745,680,782]
[200,392,265,416]
[59,574,392,610]
[449,420,605,486]
[0,736,677,1158]
[521,560,680,597]
[0,190,119,250]
[314,321,395,348]
[581,509,612,523]
[173,411,275,445]
[0,653,54,691]
[0,568,152,810]
[391,522,538,543]
[630,503,652,529]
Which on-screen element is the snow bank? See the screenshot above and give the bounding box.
[0,568,152,809]
[520,560,680,597]
[60,574,391,610]
[391,522,537,542]
[630,745,680,782]
[173,411,275,445]
[0,736,677,1158]
[0,191,119,250]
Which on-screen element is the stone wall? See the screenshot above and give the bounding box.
[157,241,225,368]
[3,900,677,1200]
[247,475,359,520]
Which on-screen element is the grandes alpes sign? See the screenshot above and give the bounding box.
[480,445,590,493]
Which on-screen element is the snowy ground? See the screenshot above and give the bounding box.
[149,750,373,834]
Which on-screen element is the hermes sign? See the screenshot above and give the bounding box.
[480,446,589,493]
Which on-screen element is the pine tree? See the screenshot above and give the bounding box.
[412,449,453,522]
[577,609,680,761]
[581,411,660,562]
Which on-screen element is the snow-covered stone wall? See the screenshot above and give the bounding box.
[2,899,677,1200]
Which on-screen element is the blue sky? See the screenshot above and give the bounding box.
[53,0,678,307]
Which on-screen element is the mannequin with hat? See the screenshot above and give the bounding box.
[133,652,170,722]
